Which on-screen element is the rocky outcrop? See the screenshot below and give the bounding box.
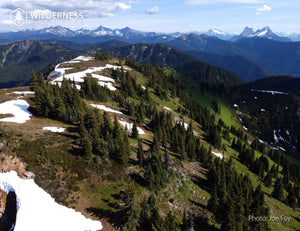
[0,189,7,218]
[0,191,17,231]
[0,154,26,177]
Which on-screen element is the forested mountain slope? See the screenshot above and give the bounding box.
[0,40,77,88]
[0,53,299,231]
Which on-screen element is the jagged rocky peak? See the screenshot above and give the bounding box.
[241,27,255,37]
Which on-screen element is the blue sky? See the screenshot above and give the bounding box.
[1,0,300,34]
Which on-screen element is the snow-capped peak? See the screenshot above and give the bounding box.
[232,26,291,42]
[253,26,271,37]
[211,28,226,35]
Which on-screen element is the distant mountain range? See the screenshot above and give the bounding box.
[0,25,299,44]
[1,25,300,88]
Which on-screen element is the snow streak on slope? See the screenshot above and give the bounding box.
[0,171,103,231]
[43,127,66,133]
[12,91,35,95]
[212,151,223,159]
[0,99,32,123]
[119,119,145,135]
[91,104,123,114]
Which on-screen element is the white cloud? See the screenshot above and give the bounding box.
[0,0,132,18]
[2,19,13,24]
[114,2,131,12]
[256,4,271,15]
[185,0,261,4]
[145,6,159,15]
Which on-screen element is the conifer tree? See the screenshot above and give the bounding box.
[137,139,144,166]
[30,69,39,91]
[264,171,273,187]
[131,120,139,139]
[272,177,284,202]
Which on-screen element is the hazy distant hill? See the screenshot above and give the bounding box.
[188,50,271,82]
[0,40,77,88]
[110,43,244,86]
[244,75,300,96]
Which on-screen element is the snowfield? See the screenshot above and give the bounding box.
[0,171,103,231]
[51,64,118,91]
[118,120,145,135]
[0,99,32,123]
[43,127,66,133]
[73,56,94,61]
[91,104,123,114]
[50,57,133,92]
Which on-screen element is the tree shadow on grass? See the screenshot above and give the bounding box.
[190,175,210,192]
[86,207,125,229]
[130,172,147,187]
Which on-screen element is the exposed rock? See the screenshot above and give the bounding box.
[0,154,26,177]
[0,191,17,231]
[0,189,7,218]
[23,171,35,179]
[0,143,4,151]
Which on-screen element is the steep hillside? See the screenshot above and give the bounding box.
[109,43,244,86]
[0,54,299,231]
[188,50,271,82]
[244,75,300,96]
[0,40,78,88]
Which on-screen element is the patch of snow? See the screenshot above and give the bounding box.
[63,60,80,64]
[278,147,286,152]
[174,117,189,130]
[97,82,117,91]
[211,151,223,159]
[261,108,266,112]
[91,104,123,114]
[254,96,257,99]
[163,106,171,111]
[243,126,248,131]
[91,74,115,83]
[286,130,290,136]
[0,171,102,231]
[52,66,117,91]
[53,64,73,78]
[118,120,145,135]
[256,30,267,37]
[212,28,226,35]
[274,130,279,142]
[239,117,243,123]
[251,89,288,95]
[0,99,32,123]
[141,86,146,90]
[43,127,66,133]
[233,104,238,107]
[12,91,35,95]
[105,64,131,71]
[73,56,94,61]
[183,123,189,130]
